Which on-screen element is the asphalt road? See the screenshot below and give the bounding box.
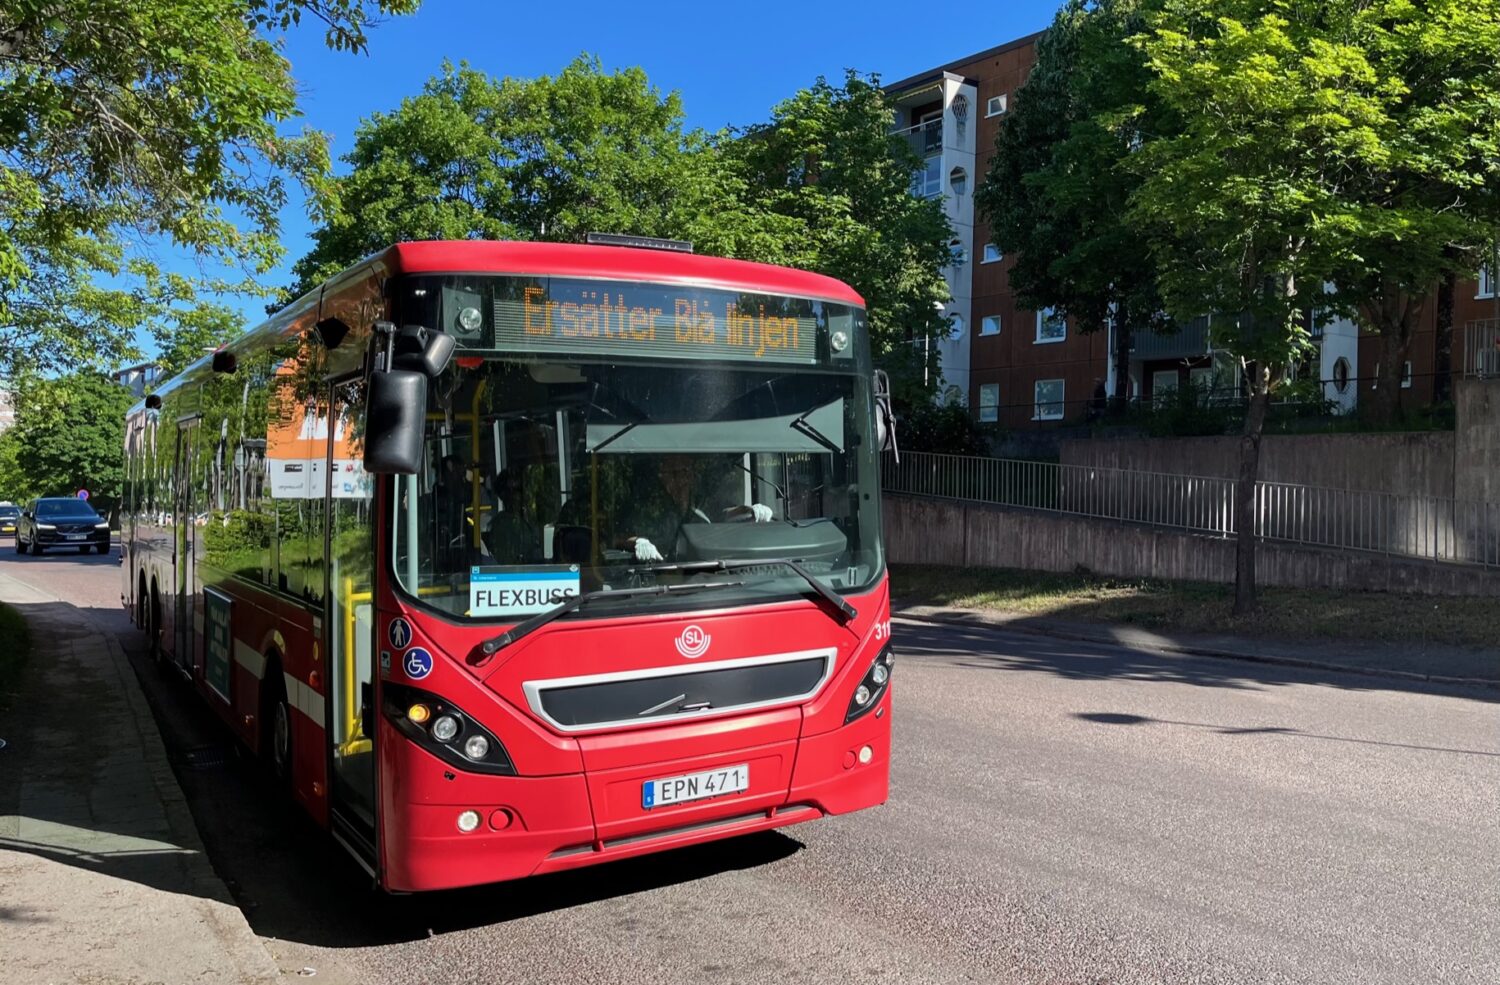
[11,547,1497,985]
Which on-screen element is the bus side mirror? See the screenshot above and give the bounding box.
[364,370,428,475]
[874,369,899,463]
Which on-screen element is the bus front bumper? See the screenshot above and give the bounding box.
[379,692,891,893]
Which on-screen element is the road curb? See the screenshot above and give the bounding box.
[892,604,1500,691]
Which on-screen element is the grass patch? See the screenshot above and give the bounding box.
[891,564,1496,649]
[0,600,31,704]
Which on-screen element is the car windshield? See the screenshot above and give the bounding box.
[390,355,882,623]
[0,506,18,517]
[36,500,99,519]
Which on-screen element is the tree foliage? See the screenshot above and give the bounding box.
[0,0,418,376]
[1134,0,1500,419]
[4,373,137,517]
[979,0,1173,405]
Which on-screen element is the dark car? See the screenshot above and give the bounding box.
[0,505,18,536]
[16,498,112,555]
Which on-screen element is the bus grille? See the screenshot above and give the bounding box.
[522,649,835,732]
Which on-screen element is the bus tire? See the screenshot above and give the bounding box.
[136,573,147,628]
[262,659,293,789]
[148,581,166,670]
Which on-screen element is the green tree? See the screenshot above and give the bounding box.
[292,57,735,288]
[0,0,419,376]
[8,373,138,518]
[723,71,954,410]
[151,301,248,378]
[979,0,1173,410]
[1131,0,1500,609]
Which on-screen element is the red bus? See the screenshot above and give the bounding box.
[122,239,894,891]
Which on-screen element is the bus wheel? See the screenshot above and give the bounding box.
[262,664,293,788]
[148,582,166,670]
[136,573,147,628]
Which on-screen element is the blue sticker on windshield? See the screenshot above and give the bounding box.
[403,647,433,680]
[388,617,412,650]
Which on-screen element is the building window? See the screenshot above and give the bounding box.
[1151,369,1179,406]
[980,315,1001,337]
[1332,357,1351,394]
[986,94,1008,117]
[911,156,941,199]
[1402,361,1413,388]
[978,384,999,423]
[981,243,1003,264]
[948,238,966,266]
[1035,308,1067,344]
[948,314,964,340]
[1479,265,1494,299]
[949,166,968,196]
[1034,379,1065,420]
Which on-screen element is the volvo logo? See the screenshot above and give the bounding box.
[674,625,711,659]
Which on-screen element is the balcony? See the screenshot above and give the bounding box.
[1131,316,1211,361]
[892,118,943,159]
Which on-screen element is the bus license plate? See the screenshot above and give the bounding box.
[642,764,749,809]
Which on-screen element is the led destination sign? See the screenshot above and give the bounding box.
[492,279,838,365]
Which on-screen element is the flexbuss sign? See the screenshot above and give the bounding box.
[492,279,825,365]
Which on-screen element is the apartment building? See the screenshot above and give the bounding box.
[888,34,1499,427]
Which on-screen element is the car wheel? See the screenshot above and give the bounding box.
[78,546,89,554]
[14,536,25,555]
[96,544,110,555]
[31,543,43,555]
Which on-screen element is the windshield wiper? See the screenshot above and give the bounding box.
[470,580,746,664]
[633,558,857,623]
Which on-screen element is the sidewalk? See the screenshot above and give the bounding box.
[0,571,284,985]
[893,600,1500,688]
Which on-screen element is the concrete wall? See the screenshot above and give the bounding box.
[885,494,1500,598]
[1059,432,1456,498]
[1455,378,1500,505]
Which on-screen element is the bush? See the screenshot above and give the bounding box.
[897,401,987,454]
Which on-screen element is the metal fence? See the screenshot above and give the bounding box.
[882,450,1500,568]
[1462,319,1500,379]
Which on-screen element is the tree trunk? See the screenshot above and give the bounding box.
[1233,364,1270,616]
[1111,320,1132,413]
[1367,331,1407,423]
[1364,283,1420,425]
[1434,265,1456,405]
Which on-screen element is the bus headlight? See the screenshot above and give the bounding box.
[383,683,515,776]
[845,644,893,724]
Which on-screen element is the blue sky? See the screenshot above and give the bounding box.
[177,0,1058,332]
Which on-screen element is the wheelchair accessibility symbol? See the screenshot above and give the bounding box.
[388,617,412,649]
[403,646,433,680]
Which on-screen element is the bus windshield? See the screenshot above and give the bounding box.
[390,354,883,622]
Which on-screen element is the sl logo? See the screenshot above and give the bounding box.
[675,624,711,659]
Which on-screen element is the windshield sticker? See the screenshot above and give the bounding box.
[471,565,581,619]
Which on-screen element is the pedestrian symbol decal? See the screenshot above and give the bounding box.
[388,617,412,649]
[403,647,433,680]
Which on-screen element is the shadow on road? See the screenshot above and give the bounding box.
[1074,710,1500,758]
[893,620,1500,704]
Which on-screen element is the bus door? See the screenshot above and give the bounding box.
[173,417,200,674]
[324,378,378,856]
